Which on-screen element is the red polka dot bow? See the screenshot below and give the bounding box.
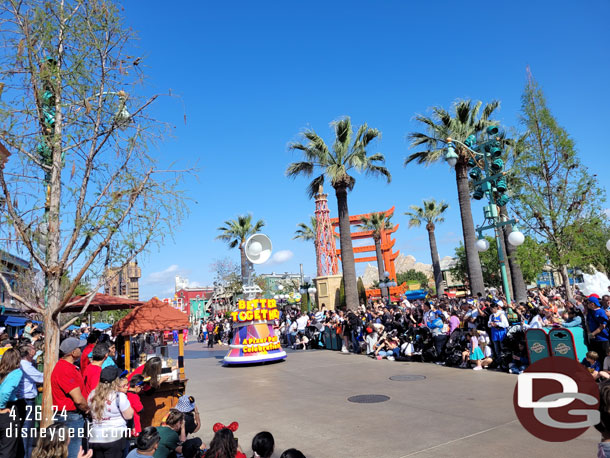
[213,421,239,433]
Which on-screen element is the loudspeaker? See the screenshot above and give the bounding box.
[244,233,272,264]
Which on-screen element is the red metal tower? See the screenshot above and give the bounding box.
[314,186,338,276]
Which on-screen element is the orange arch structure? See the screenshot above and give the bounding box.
[330,206,399,281]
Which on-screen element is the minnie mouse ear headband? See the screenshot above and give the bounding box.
[213,421,239,433]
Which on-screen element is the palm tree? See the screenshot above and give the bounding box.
[293,216,318,273]
[405,200,449,297]
[287,116,391,310]
[358,212,394,296]
[216,214,265,284]
[405,100,499,296]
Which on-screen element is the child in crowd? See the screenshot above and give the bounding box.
[509,341,529,374]
[582,351,610,381]
[127,374,146,437]
[204,427,246,458]
[461,328,484,370]
[251,431,274,458]
[293,332,309,350]
[280,450,306,458]
[126,426,160,458]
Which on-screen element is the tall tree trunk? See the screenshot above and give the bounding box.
[374,236,387,298]
[500,207,527,304]
[41,311,60,426]
[560,264,574,301]
[334,186,359,310]
[426,224,444,297]
[239,244,248,285]
[455,162,484,295]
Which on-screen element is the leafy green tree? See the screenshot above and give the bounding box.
[338,276,346,309]
[0,0,186,424]
[216,214,265,284]
[396,269,429,289]
[515,236,548,284]
[511,74,605,300]
[405,100,500,296]
[452,237,502,290]
[287,117,391,310]
[357,277,366,304]
[358,212,394,297]
[405,199,449,296]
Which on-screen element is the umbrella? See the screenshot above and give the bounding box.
[66,325,79,331]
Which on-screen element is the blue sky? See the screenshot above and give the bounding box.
[121,0,610,299]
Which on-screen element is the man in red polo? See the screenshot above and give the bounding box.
[51,337,89,458]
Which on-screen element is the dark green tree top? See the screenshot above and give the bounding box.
[511,73,606,268]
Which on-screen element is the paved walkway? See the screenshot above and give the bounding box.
[179,343,598,458]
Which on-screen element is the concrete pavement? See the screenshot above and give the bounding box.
[178,343,599,458]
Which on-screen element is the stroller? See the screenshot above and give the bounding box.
[306,324,324,349]
[412,326,437,362]
[443,328,469,367]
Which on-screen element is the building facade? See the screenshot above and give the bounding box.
[104,261,141,300]
[0,250,30,308]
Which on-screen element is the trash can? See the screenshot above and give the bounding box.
[330,328,339,351]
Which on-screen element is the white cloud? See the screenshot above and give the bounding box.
[604,208,610,218]
[265,250,294,265]
[143,264,181,284]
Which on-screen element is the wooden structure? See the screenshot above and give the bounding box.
[63,293,142,313]
[112,297,190,427]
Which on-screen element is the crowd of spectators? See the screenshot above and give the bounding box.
[274,286,610,377]
[0,323,308,458]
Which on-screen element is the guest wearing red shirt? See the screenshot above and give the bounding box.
[51,337,89,458]
[79,331,99,372]
[82,342,109,398]
[126,374,146,436]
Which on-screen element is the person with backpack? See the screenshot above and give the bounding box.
[87,366,133,458]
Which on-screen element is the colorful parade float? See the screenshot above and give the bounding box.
[223,233,287,365]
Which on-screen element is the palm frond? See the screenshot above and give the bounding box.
[286,161,314,178]
[404,150,444,166]
[306,175,325,199]
[364,164,391,183]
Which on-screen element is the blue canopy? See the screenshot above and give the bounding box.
[92,322,112,330]
[404,289,427,301]
[66,325,79,331]
[0,316,41,327]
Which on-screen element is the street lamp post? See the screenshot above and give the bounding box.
[299,277,317,313]
[445,126,524,304]
[378,271,397,304]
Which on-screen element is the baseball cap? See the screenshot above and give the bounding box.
[99,366,128,384]
[175,395,195,412]
[59,337,85,355]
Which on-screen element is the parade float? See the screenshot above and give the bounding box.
[223,233,287,365]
